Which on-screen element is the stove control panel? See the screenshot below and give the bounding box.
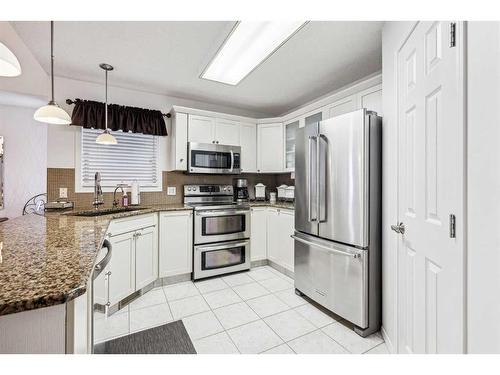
[184,184,233,196]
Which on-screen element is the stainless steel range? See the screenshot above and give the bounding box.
[184,184,251,280]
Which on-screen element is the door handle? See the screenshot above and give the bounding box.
[391,222,405,234]
[308,135,318,222]
[291,235,361,259]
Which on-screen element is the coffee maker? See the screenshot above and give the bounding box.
[233,178,249,203]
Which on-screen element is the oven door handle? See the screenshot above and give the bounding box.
[196,209,250,216]
[196,240,250,252]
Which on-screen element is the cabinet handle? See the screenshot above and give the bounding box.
[105,271,112,315]
[216,141,219,144]
[212,140,215,144]
[180,158,184,162]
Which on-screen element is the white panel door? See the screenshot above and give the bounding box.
[107,231,136,306]
[135,225,158,290]
[215,118,240,146]
[240,123,257,172]
[266,208,281,265]
[396,21,464,354]
[257,123,284,172]
[159,211,193,277]
[250,207,267,261]
[188,114,215,144]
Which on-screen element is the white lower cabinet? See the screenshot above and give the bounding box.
[159,211,193,277]
[250,207,267,261]
[135,225,159,290]
[94,213,158,308]
[107,231,136,306]
[265,207,295,273]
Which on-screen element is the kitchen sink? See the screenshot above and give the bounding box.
[68,207,149,217]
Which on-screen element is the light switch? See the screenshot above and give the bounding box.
[59,188,68,199]
[167,186,176,196]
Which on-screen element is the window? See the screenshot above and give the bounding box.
[80,128,160,190]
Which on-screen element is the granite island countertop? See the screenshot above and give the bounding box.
[0,204,192,316]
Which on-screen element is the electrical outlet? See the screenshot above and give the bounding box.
[59,188,68,199]
[167,186,176,196]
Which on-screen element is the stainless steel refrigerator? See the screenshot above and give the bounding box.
[293,108,381,337]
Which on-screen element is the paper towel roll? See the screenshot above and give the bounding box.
[131,181,140,205]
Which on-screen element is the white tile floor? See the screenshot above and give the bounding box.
[95,265,388,354]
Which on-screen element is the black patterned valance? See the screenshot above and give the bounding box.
[70,99,168,136]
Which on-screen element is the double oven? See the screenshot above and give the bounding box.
[184,185,251,280]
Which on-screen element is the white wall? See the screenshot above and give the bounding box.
[381,21,418,353]
[467,22,500,354]
[0,104,47,219]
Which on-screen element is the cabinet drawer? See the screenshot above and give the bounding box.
[107,213,157,236]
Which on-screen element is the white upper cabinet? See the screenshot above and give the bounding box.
[358,86,382,116]
[215,118,240,146]
[169,112,188,171]
[240,123,257,173]
[284,120,299,172]
[324,94,357,119]
[188,114,216,144]
[257,122,284,173]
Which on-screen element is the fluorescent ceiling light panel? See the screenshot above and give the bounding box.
[202,21,306,85]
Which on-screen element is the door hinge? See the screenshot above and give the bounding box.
[450,22,456,48]
[449,214,456,238]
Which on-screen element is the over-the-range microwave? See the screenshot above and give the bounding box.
[188,142,241,174]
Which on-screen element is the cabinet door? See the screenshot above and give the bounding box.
[357,86,382,116]
[250,207,267,261]
[284,120,300,171]
[159,211,193,278]
[108,231,136,306]
[135,225,158,290]
[93,246,109,305]
[257,123,284,172]
[215,118,240,146]
[188,114,215,144]
[240,123,257,173]
[324,95,357,119]
[266,208,281,265]
[171,112,188,171]
[278,209,295,272]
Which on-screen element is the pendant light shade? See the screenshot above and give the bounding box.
[96,129,118,145]
[96,63,117,145]
[34,21,71,125]
[0,42,21,77]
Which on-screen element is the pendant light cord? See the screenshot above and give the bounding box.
[50,21,55,104]
[105,69,108,131]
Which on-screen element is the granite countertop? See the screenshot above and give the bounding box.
[0,204,192,316]
[248,201,295,210]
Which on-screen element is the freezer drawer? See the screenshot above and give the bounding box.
[293,232,368,328]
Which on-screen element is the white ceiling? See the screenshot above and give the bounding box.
[11,21,382,117]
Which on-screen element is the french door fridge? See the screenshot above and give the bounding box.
[293,108,381,337]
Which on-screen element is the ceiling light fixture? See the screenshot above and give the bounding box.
[33,21,71,125]
[201,21,307,85]
[95,63,117,145]
[0,41,21,77]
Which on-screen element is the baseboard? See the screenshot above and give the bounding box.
[381,326,395,354]
[267,260,295,279]
[251,259,268,267]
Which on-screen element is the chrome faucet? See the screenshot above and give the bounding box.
[93,172,104,209]
[112,185,125,208]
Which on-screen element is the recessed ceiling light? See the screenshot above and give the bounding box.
[201,21,307,85]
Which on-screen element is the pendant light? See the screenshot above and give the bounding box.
[33,21,71,125]
[0,41,21,77]
[95,63,117,145]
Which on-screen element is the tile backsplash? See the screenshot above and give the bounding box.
[47,168,294,209]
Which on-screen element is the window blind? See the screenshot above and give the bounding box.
[81,128,160,188]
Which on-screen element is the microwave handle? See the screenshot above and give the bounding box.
[230,150,234,172]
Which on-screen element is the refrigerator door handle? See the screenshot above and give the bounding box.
[291,234,361,259]
[318,134,327,222]
[308,135,318,222]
